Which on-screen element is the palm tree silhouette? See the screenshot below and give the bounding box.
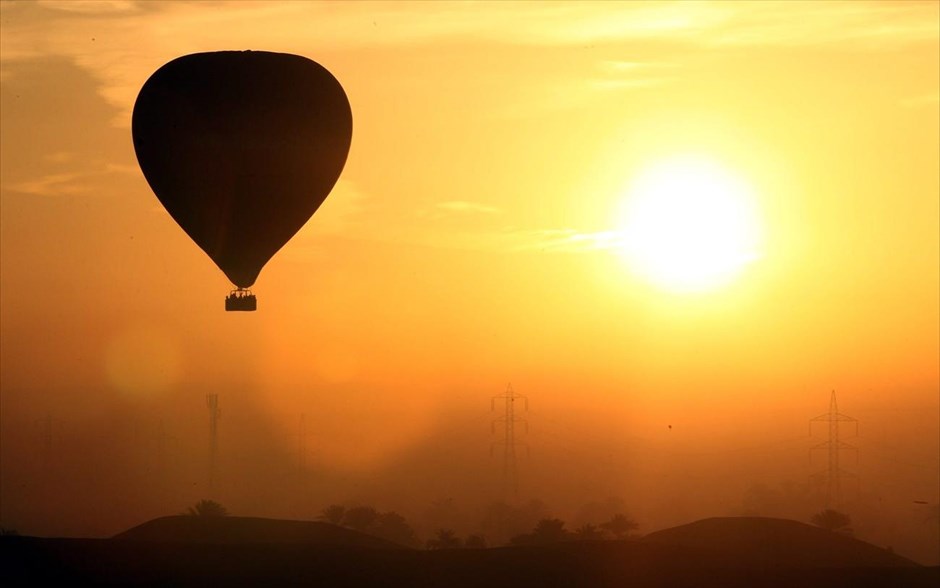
[600,514,638,539]
[185,499,228,517]
[810,509,852,534]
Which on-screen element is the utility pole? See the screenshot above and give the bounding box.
[207,394,221,498]
[492,383,528,502]
[810,390,857,508]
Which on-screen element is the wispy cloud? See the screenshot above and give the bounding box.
[600,60,676,73]
[302,179,370,236]
[584,59,678,94]
[9,172,95,197]
[703,2,939,48]
[90,1,935,51]
[496,227,624,253]
[386,225,627,255]
[900,91,940,109]
[435,200,500,215]
[2,0,935,125]
[589,76,675,91]
[36,0,141,15]
[43,151,76,164]
[7,161,137,197]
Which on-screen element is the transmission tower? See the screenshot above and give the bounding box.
[810,390,857,508]
[491,383,528,501]
[206,394,221,498]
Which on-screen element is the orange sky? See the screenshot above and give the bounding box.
[1,0,938,562]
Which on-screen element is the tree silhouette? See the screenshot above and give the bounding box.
[319,504,346,525]
[600,514,638,539]
[342,506,379,532]
[185,499,228,517]
[573,523,606,541]
[481,499,550,545]
[511,518,569,545]
[810,509,852,534]
[426,528,462,550]
[372,511,419,548]
[463,534,487,549]
[321,504,420,547]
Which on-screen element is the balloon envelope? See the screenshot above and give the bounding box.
[132,51,352,288]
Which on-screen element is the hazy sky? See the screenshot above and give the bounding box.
[1,0,937,563]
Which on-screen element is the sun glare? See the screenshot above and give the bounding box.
[617,155,763,293]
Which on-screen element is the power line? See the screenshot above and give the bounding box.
[810,390,858,508]
[491,383,528,502]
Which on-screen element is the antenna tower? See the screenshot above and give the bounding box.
[492,383,528,501]
[810,390,857,508]
[207,394,221,498]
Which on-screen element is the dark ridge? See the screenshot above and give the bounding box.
[113,515,405,549]
[642,516,918,568]
[2,533,936,588]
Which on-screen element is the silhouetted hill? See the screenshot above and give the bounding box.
[114,515,404,549]
[642,517,917,568]
[2,516,935,587]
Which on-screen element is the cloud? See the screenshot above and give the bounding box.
[589,76,675,91]
[36,0,141,15]
[8,172,95,197]
[496,227,625,253]
[600,60,675,73]
[900,92,940,109]
[7,161,137,197]
[393,225,626,256]
[280,179,374,258]
[409,200,501,227]
[43,151,76,164]
[1,1,934,125]
[703,2,939,48]
[435,201,500,215]
[93,1,935,51]
[594,60,678,88]
[305,179,370,235]
[492,59,678,120]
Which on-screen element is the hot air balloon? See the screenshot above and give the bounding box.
[132,51,353,311]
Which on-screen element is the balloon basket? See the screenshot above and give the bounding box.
[225,290,257,312]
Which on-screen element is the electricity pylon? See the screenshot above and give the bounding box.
[492,383,528,501]
[810,390,857,508]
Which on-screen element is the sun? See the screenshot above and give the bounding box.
[617,155,763,293]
